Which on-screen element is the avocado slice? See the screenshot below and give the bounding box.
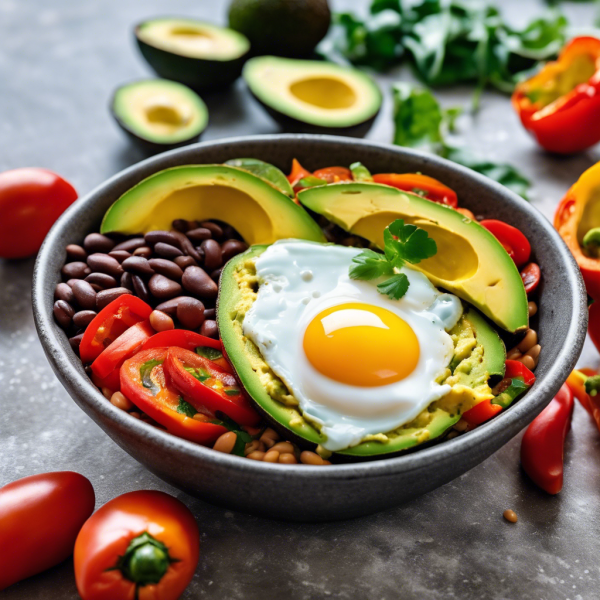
[100,165,325,245]
[217,245,506,458]
[243,56,382,136]
[224,158,295,198]
[135,18,250,91]
[111,79,208,153]
[298,182,528,333]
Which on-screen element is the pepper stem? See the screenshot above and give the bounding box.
[585,374,600,397]
[582,228,600,256]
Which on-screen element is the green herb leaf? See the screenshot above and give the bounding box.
[195,346,223,362]
[176,397,197,418]
[349,249,393,280]
[377,273,410,300]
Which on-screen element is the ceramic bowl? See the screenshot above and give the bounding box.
[32,135,587,521]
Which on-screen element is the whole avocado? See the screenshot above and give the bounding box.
[228,0,331,58]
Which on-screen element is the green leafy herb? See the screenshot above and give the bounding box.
[195,346,223,362]
[140,359,162,393]
[176,397,197,418]
[349,219,437,300]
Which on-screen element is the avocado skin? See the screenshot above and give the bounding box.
[135,28,248,91]
[228,0,331,58]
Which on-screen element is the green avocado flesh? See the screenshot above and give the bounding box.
[100,165,325,245]
[243,56,382,129]
[298,182,528,333]
[217,245,507,458]
[112,80,208,145]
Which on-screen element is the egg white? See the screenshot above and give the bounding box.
[242,240,463,452]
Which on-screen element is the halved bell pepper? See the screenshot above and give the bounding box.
[566,368,600,431]
[512,36,600,154]
[554,161,600,300]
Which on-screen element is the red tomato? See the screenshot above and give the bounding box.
[520,262,541,294]
[372,173,458,207]
[0,168,77,259]
[312,166,353,183]
[0,471,95,590]
[480,219,531,267]
[120,347,227,445]
[79,295,153,364]
[164,347,260,426]
[74,490,199,600]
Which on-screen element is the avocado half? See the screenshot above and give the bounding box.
[111,79,208,153]
[298,182,529,333]
[243,56,383,136]
[217,245,507,459]
[100,164,325,245]
[135,18,250,91]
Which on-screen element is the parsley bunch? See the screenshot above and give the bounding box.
[349,219,437,300]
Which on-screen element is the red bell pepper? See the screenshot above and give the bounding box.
[512,36,600,154]
[164,347,260,426]
[480,220,531,268]
[566,368,600,431]
[312,166,353,183]
[520,384,574,494]
[372,173,458,207]
[120,348,227,445]
[554,161,600,300]
[589,301,600,354]
[91,368,121,395]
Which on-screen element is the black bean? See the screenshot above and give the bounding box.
[73,310,97,328]
[87,253,124,278]
[200,319,218,339]
[186,227,212,243]
[53,300,74,329]
[112,237,146,252]
[122,256,155,276]
[69,333,84,352]
[154,242,183,259]
[148,274,182,299]
[71,280,97,310]
[210,268,222,283]
[132,275,151,304]
[121,272,133,291]
[84,233,115,254]
[62,261,91,280]
[85,272,117,290]
[221,239,248,262]
[96,288,131,310]
[204,308,216,320]
[155,296,184,316]
[132,246,152,258]
[221,224,240,240]
[200,221,224,239]
[108,250,132,263]
[182,266,218,299]
[172,219,189,232]
[174,256,197,269]
[65,244,87,262]
[176,297,205,329]
[201,239,222,271]
[55,282,74,303]
[145,230,182,249]
[174,231,203,263]
[66,279,80,288]
[89,283,102,292]
[148,258,183,280]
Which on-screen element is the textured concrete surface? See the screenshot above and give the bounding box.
[1,0,600,598]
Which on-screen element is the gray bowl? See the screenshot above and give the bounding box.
[32,134,587,522]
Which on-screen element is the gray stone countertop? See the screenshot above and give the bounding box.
[1,0,600,598]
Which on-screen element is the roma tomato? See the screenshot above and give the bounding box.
[0,471,95,590]
[0,168,77,259]
[372,173,458,207]
[480,219,531,267]
[74,490,199,600]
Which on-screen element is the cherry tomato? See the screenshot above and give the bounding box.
[520,262,541,294]
[480,219,531,267]
[0,471,95,590]
[312,166,353,183]
[164,347,260,426]
[120,347,227,444]
[0,168,77,259]
[74,490,199,600]
[372,173,458,207]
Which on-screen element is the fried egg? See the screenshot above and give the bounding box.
[242,240,463,451]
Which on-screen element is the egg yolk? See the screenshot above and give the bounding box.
[303,302,420,387]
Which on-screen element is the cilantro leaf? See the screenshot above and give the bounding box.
[176,397,197,418]
[377,273,410,300]
[349,249,393,280]
[386,219,437,265]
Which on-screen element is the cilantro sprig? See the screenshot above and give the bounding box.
[349,219,437,300]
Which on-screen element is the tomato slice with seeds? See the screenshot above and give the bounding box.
[120,348,227,445]
[372,173,458,207]
[79,295,152,364]
[520,262,541,294]
[480,219,531,268]
[164,347,260,426]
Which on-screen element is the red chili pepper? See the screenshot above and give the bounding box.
[480,219,531,268]
[520,384,574,494]
[372,173,458,207]
[512,37,600,154]
[520,262,541,294]
[588,301,600,354]
[566,369,600,435]
[312,166,353,183]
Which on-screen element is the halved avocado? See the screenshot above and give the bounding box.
[298,182,528,333]
[100,165,325,245]
[217,245,506,458]
[243,56,382,136]
[111,79,208,153]
[135,18,250,90]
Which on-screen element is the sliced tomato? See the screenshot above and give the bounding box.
[79,295,152,364]
[372,173,458,207]
[120,348,227,445]
[164,347,260,426]
[480,219,531,267]
[505,359,536,386]
[91,320,154,379]
[520,262,541,294]
[312,166,353,183]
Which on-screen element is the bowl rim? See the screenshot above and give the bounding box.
[32,133,588,481]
